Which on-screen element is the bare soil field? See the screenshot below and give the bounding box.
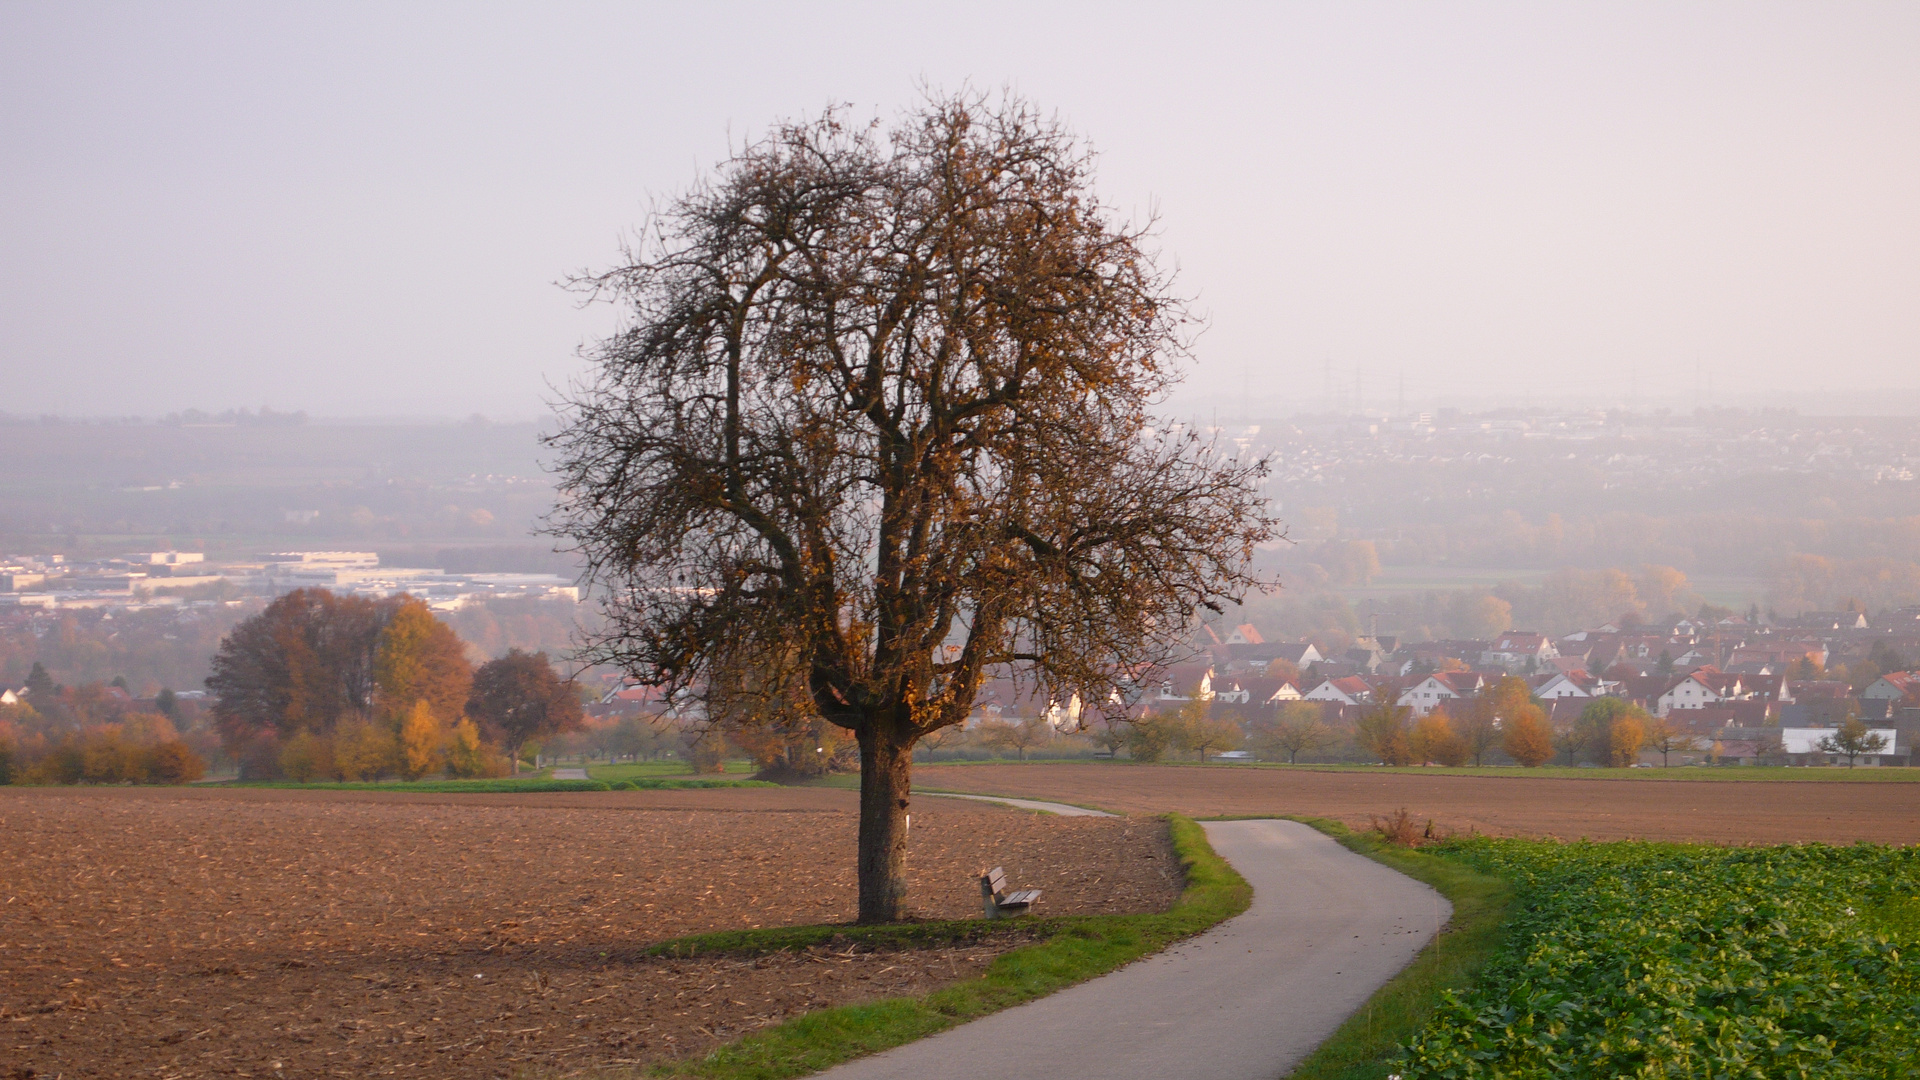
[915,763,1920,844]
[0,786,1179,1079]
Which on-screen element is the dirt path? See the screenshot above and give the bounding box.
[913,763,1920,843]
[820,819,1447,1080]
[916,791,1115,817]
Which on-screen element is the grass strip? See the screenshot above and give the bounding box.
[606,778,780,790]
[1280,818,1511,1080]
[232,777,773,793]
[648,918,1029,959]
[623,814,1248,1080]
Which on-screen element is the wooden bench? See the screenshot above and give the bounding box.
[979,866,1041,919]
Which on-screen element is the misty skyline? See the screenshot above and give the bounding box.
[3,2,1917,419]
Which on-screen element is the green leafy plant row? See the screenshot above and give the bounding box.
[1396,838,1920,1079]
[629,815,1250,1080]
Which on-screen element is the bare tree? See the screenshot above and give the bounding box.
[1086,713,1131,758]
[1641,716,1703,767]
[1254,702,1332,763]
[1173,702,1243,762]
[1462,676,1529,766]
[548,93,1277,922]
[1818,717,1889,767]
[982,716,1051,760]
[1554,719,1596,767]
[914,723,961,762]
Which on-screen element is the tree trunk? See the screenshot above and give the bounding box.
[856,726,913,923]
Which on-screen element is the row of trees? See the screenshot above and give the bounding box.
[1000,678,1717,770]
[207,589,582,781]
[0,687,210,786]
[1337,691,1709,769]
[0,606,253,698]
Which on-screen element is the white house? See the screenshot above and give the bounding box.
[1212,681,1251,705]
[1532,671,1605,701]
[1396,672,1484,716]
[1267,643,1324,669]
[1222,623,1264,646]
[1655,670,1756,716]
[1305,676,1373,706]
[1481,633,1558,669]
[1045,693,1084,731]
[1264,681,1304,704]
[1158,669,1215,702]
[1781,726,1899,762]
[1862,672,1917,703]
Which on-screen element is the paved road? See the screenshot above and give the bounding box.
[914,791,1116,817]
[817,819,1448,1080]
[550,768,590,780]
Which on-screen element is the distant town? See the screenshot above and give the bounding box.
[0,549,578,612]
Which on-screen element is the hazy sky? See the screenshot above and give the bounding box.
[3,2,1916,419]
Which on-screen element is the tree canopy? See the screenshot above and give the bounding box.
[467,650,584,767]
[206,589,392,746]
[205,589,476,777]
[548,92,1278,921]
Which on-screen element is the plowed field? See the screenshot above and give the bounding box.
[915,762,1920,844]
[0,786,1179,1078]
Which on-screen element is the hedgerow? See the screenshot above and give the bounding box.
[1398,838,1920,1079]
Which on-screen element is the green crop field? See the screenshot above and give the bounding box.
[585,760,757,782]
[1395,838,1920,1079]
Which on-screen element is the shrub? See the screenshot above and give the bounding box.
[398,700,443,781]
[1126,712,1178,762]
[22,738,85,784]
[1500,705,1553,767]
[1412,714,1469,767]
[1605,713,1645,767]
[331,719,397,781]
[1356,703,1415,765]
[277,730,330,783]
[147,740,206,784]
[81,729,146,783]
[1371,807,1425,847]
[445,718,507,778]
[686,728,728,774]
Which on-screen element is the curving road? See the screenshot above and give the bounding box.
[817,816,1448,1080]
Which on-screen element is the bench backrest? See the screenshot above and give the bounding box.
[980,866,1007,898]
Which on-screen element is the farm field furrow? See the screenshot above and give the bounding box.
[913,762,1920,843]
[0,786,1180,1078]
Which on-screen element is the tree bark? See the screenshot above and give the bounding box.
[856,725,913,923]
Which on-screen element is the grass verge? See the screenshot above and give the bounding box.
[589,760,759,781]
[620,814,1248,1080]
[1279,818,1511,1080]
